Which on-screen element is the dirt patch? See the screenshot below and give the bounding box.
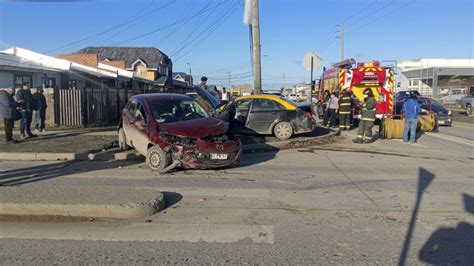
[451,110,474,124]
[0,134,116,153]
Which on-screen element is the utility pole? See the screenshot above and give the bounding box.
[251,0,262,94]
[228,72,231,88]
[187,62,192,86]
[339,23,344,61]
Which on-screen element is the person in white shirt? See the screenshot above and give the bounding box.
[221,87,229,101]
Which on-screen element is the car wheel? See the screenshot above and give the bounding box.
[118,128,130,150]
[146,145,170,171]
[467,105,472,116]
[273,122,293,140]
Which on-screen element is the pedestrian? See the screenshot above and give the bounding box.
[323,92,339,128]
[16,82,37,139]
[221,87,229,101]
[338,89,353,131]
[200,76,208,90]
[33,87,47,132]
[353,88,376,144]
[0,88,21,144]
[402,94,421,144]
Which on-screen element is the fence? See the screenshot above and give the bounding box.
[56,87,143,127]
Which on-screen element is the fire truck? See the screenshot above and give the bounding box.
[319,59,395,125]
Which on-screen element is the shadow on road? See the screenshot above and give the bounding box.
[418,193,474,264]
[398,167,435,266]
[0,159,141,186]
[161,191,183,209]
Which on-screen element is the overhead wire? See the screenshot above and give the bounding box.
[45,0,176,54]
[107,0,229,46]
[172,0,239,62]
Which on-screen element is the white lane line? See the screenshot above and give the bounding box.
[425,132,474,147]
[0,223,274,244]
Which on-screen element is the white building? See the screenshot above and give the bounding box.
[396,59,474,99]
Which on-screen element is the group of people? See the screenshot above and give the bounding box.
[0,83,48,144]
[199,76,230,101]
[320,87,420,144]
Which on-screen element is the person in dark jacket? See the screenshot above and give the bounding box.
[0,88,20,143]
[338,89,353,130]
[353,88,377,144]
[16,82,37,139]
[33,87,47,132]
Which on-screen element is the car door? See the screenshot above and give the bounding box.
[231,98,253,134]
[247,98,283,134]
[123,99,138,146]
[130,101,151,155]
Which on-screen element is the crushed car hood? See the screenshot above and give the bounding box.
[159,117,228,139]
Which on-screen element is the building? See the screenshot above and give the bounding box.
[172,72,193,85]
[0,47,154,127]
[397,59,474,99]
[60,46,173,87]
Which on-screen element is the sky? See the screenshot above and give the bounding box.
[0,0,472,89]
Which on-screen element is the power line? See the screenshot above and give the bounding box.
[45,0,176,54]
[346,0,415,35]
[172,1,237,58]
[172,1,238,62]
[108,0,229,46]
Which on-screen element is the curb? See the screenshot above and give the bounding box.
[0,130,340,161]
[0,188,165,220]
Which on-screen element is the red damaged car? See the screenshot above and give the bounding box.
[118,93,242,172]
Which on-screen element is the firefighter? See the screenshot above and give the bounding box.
[353,88,376,143]
[338,89,353,131]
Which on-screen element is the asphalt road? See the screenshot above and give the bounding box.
[0,126,473,264]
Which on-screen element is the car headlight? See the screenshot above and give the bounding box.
[448,110,452,115]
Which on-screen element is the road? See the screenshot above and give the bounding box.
[0,125,473,264]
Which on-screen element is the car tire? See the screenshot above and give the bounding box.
[467,104,472,116]
[273,122,293,140]
[118,128,130,150]
[146,145,170,171]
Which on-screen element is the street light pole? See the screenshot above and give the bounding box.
[251,0,262,94]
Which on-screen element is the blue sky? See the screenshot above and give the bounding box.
[0,0,472,89]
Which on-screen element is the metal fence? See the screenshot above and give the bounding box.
[56,87,143,127]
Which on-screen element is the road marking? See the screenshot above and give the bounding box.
[425,132,474,147]
[0,222,274,244]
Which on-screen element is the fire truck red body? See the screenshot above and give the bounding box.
[319,60,395,120]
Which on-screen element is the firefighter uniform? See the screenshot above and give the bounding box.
[353,88,377,143]
[338,90,353,130]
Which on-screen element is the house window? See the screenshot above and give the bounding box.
[14,75,32,89]
[43,78,56,89]
[69,80,77,90]
[134,62,147,77]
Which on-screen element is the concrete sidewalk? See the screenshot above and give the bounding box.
[0,186,165,220]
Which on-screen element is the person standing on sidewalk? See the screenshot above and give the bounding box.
[33,87,47,132]
[402,94,421,144]
[353,88,376,144]
[16,83,37,139]
[0,88,20,144]
[338,89,353,131]
[323,92,339,128]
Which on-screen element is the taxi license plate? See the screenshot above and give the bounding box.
[438,120,445,125]
[211,153,228,160]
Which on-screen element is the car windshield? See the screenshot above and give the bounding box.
[150,100,209,124]
[279,96,299,107]
[417,99,444,110]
